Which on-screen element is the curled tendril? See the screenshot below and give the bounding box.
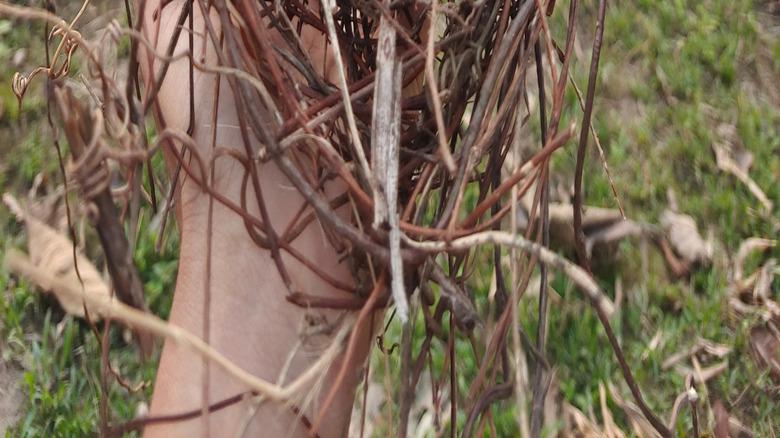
[12,67,47,104]
[49,25,81,77]
[12,25,81,105]
[107,19,123,43]
[11,72,29,102]
[49,24,81,52]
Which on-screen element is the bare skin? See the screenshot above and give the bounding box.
[137,1,371,436]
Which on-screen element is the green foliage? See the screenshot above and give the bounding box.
[539,0,780,434]
[0,214,177,435]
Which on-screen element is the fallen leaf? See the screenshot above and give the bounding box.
[658,236,691,278]
[521,201,645,261]
[585,219,644,260]
[642,330,665,361]
[606,383,661,438]
[715,123,754,173]
[733,238,776,282]
[712,399,731,438]
[564,402,603,437]
[753,259,776,300]
[729,246,780,322]
[712,141,773,211]
[729,293,780,322]
[662,337,732,370]
[660,210,712,266]
[663,345,700,370]
[674,360,728,384]
[749,325,780,383]
[700,338,733,358]
[599,382,626,438]
[3,193,110,318]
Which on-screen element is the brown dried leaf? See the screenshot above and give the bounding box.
[712,141,773,211]
[729,294,780,322]
[662,345,698,370]
[585,219,644,259]
[563,389,629,438]
[730,247,780,322]
[641,330,665,361]
[529,202,644,260]
[749,325,780,383]
[607,382,662,438]
[674,360,728,384]
[733,237,776,282]
[3,193,110,318]
[658,236,690,278]
[660,210,712,265]
[712,125,773,211]
[714,123,754,172]
[662,337,732,370]
[701,338,733,358]
[564,402,602,437]
[599,383,626,438]
[753,259,776,300]
[712,399,731,438]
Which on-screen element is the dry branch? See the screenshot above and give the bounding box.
[4,249,347,403]
[51,84,153,356]
[404,231,616,316]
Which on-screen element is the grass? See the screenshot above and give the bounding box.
[535,0,780,433]
[1,0,779,436]
[370,1,780,435]
[0,15,178,427]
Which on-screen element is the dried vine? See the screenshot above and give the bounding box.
[0,0,679,435]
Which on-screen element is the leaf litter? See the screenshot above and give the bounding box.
[3,192,111,319]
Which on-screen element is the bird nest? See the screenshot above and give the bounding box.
[1,0,676,436]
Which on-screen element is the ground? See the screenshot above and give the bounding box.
[0,0,778,436]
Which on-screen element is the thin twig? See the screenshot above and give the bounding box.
[53,85,153,356]
[572,0,608,271]
[4,249,347,403]
[530,37,550,438]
